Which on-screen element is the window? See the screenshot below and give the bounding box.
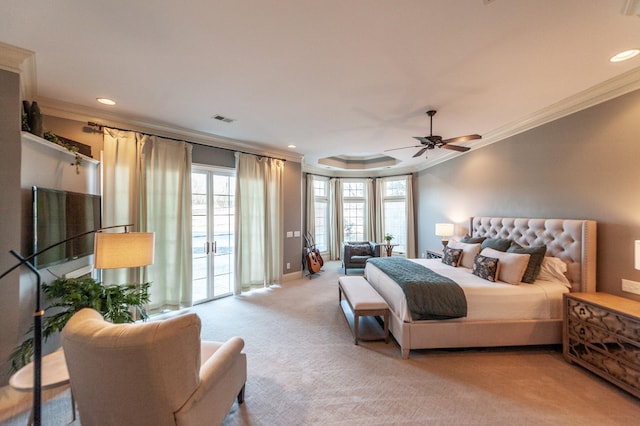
[382,178,407,253]
[312,178,328,252]
[343,180,367,241]
[192,166,235,303]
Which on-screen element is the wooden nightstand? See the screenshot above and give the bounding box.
[425,248,443,259]
[563,292,640,398]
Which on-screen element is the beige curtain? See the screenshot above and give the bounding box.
[375,178,384,244]
[405,174,416,258]
[234,153,284,293]
[329,178,343,260]
[365,178,375,242]
[102,128,193,312]
[305,174,315,246]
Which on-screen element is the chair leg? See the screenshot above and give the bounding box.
[237,384,246,404]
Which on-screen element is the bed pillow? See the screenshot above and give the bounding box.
[481,238,513,252]
[461,234,486,244]
[537,256,572,288]
[441,247,463,266]
[480,247,530,285]
[447,240,481,269]
[472,254,499,282]
[507,244,547,283]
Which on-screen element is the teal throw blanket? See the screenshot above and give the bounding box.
[367,257,467,320]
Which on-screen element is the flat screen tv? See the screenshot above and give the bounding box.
[32,186,102,269]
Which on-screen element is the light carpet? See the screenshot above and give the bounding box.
[3,260,640,425]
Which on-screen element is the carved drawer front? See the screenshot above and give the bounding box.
[567,299,640,342]
[565,294,640,398]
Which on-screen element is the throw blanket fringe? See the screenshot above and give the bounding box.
[367,258,467,320]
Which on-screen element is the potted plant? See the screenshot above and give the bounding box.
[9,276,150,373]
[384,233,394,245]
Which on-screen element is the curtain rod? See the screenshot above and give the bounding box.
[88,122,287,162]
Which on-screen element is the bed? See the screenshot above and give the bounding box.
[364,216,597,358]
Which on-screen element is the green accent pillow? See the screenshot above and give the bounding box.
[507,245,547,283]
[481,238,513,252]
[461,234,487,244]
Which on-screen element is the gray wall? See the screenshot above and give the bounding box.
[282,161,303,274]
[417,88,640,300]
[0,69,23,385]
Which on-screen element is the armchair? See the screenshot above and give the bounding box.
[61,308,247,426]
[342,241,381,274]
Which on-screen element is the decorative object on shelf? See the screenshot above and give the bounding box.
[28,101,43,138]
[0,224,154,426]
[21,101,31,132]
[43,131,83,174]
[435,223,454,248]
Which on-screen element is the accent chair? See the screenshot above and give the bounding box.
[61,308,246,426]
[342,241,381,274]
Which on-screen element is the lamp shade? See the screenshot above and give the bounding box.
[636,240,640,270]
[435,223,454,238]
[94,232,155,269]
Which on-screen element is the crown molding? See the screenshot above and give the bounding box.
[0,42,36,100]
[414,65,640,173]
[37,97,303,163]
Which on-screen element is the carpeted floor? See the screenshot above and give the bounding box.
[3,260,640,425]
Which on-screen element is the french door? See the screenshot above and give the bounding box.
[192,166,235,303]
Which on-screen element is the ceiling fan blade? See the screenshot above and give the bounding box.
[441,144,471,152]
[413,136,430,144]
[384,145,421,152]
[413,147,428,158]
[442,134,482,144]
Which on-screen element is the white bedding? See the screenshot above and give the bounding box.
[364,258,569,323]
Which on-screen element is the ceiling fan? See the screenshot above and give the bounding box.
[386,110,481,158]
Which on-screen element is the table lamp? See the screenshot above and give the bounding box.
[435,223,454,248]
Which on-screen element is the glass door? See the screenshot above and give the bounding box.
[192,167,235,303]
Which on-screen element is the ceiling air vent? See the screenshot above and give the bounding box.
[211,114,235,123]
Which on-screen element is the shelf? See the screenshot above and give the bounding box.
[21,131,99,165]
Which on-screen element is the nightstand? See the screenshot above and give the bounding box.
[425,249,443,259]
[563,292,640,399]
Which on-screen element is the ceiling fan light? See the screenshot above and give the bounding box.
[610,49,640,62]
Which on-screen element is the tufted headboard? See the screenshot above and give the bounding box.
[470,217,597,293]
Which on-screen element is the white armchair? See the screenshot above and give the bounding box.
[61,308,246,426]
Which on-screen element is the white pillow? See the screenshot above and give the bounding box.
[537,256,572,288]
[480,247,530,285]
[447,240,481,269]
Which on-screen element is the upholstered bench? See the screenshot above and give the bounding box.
[338,276,389,345]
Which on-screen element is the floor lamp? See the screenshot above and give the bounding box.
[0,224,154,426]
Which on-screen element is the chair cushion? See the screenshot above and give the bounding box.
[350,255,371,264]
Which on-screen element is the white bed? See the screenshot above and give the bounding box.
[364,216,597,358]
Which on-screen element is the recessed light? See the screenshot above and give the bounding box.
[610,49,640,63]
[287,144,296,149]
[97,98,116,105]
